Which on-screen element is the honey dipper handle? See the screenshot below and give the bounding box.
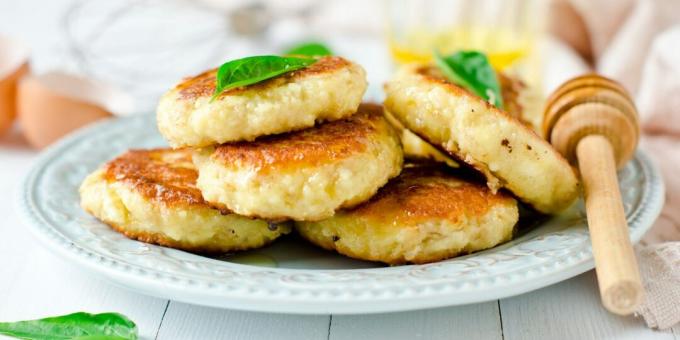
[576,134,643,315]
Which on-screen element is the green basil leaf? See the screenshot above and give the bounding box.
[433,50,504,109]
[284,42,333,57]
[212,55,316,101]
[0,312,137,340]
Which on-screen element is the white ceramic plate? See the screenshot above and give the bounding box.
[18,114,664,314]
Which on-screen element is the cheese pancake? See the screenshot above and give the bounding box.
[193,104,404,221]
[80,148,290,253]
[384,73,534,166]
[384,64,579,214]
[157,56,367,147]
[296,163,518,265]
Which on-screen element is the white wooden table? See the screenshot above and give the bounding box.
[0,1,678,339]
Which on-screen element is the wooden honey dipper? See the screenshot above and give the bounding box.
[543,74,642,315]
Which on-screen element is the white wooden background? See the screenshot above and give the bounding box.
[0,1,678,339]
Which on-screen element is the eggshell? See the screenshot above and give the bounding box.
[18,72,134,149]
[0,36,30,136]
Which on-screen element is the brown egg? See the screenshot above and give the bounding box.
[18,72,134,149]
[0,36,30,136]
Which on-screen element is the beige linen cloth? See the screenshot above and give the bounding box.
[549,0,680,329]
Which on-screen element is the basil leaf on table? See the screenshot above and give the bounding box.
[284,42,333,57]
[212,55,316,101]
[0,312,137,340]
[433,50,504,109]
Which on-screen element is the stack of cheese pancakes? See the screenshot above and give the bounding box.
[81,55,578,265]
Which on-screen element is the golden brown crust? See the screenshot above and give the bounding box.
[415,65,528,124]
[351,164,514,224]
[176,56,351,100]
[103,148,229,212]
[211,103,387,172]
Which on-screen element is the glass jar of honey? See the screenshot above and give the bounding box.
[386,0,546,87]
